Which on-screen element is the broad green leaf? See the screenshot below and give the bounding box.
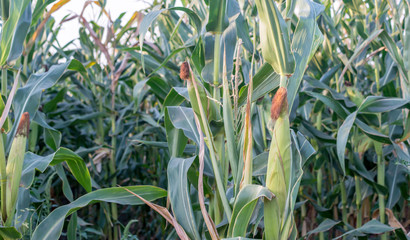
[293,131,316,166]
[252,132,314,177]
[306,219,340,236]
[33,112,61,151]
[235,13,253,53]
[255,0,295,75]
[164,87,189,107]
[165,108,188,157]
[21,147,92,192]
[386,160,408,208]
[252,152,268,176]
[305,91,349,118]
[31,186,167,240]
[238,63,280,106]
[281,131,314,236]
[380,30,408,83]
[67,213,77,240]
[306,92,391,143]
[336,111,356,175]
[335,220,394,239]
[404,16,410,71]
[55,164,74,202]
[357,96,410,113]
[7,3,31,63]
[201,22,237,83]
[0,226,21,239]
[146,76,171,102]
[206,0,229,33]
[167,156,200,240]
[0,0,30,65]
[222,74,239,186]
[8,60,85,151]
[167,106,213,175]
[287,0,324,110]
[379,56,398,89]
[228,184,274,237]
[0,96,10,132]
[191,37,205,73]
[43,87,67,113]
[399,111,410,142]
[305,76,355,108]
[148,46,193,77]
[133,79,148,108]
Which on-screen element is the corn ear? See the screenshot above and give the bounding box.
[255,0,295,76]
[264,88,291,240]
[5,112,29,223]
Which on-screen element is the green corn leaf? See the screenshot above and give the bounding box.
[281,131,315,237]
[336,111,356,176]
[21,148,92,193]
[33,112,61,151]
[31,186,167,240]
[238,63,280,106]
[306,219,341,236]
[0,96,10,133]
[228,184,274,237]
[6,3,31,64]
[8,60,86,151]
[287,0,324,110]
[164,87,189,107]
[206,0,229,33]
[334,220,394,239]
[255,0,295,76]
[222,74,239,186]
[165,108,188,157]
[67,213,77,240]
[356,96,410,113]
[403,16,410,71]
[0,226,21,239]
[187,75,221,126]
[167,156,201,240]
[380,30,408,83]
[146,76,171,102]
[167,106,214,176]
[0,0,30,66]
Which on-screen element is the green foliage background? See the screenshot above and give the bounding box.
[0,0,408,239]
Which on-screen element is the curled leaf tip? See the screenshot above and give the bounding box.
[17,112,30,137]
[271,87,288,120]
[180,62,190,81]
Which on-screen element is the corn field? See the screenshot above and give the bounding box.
[0,0,408,239]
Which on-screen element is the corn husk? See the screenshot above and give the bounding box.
[255,0,295,76]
